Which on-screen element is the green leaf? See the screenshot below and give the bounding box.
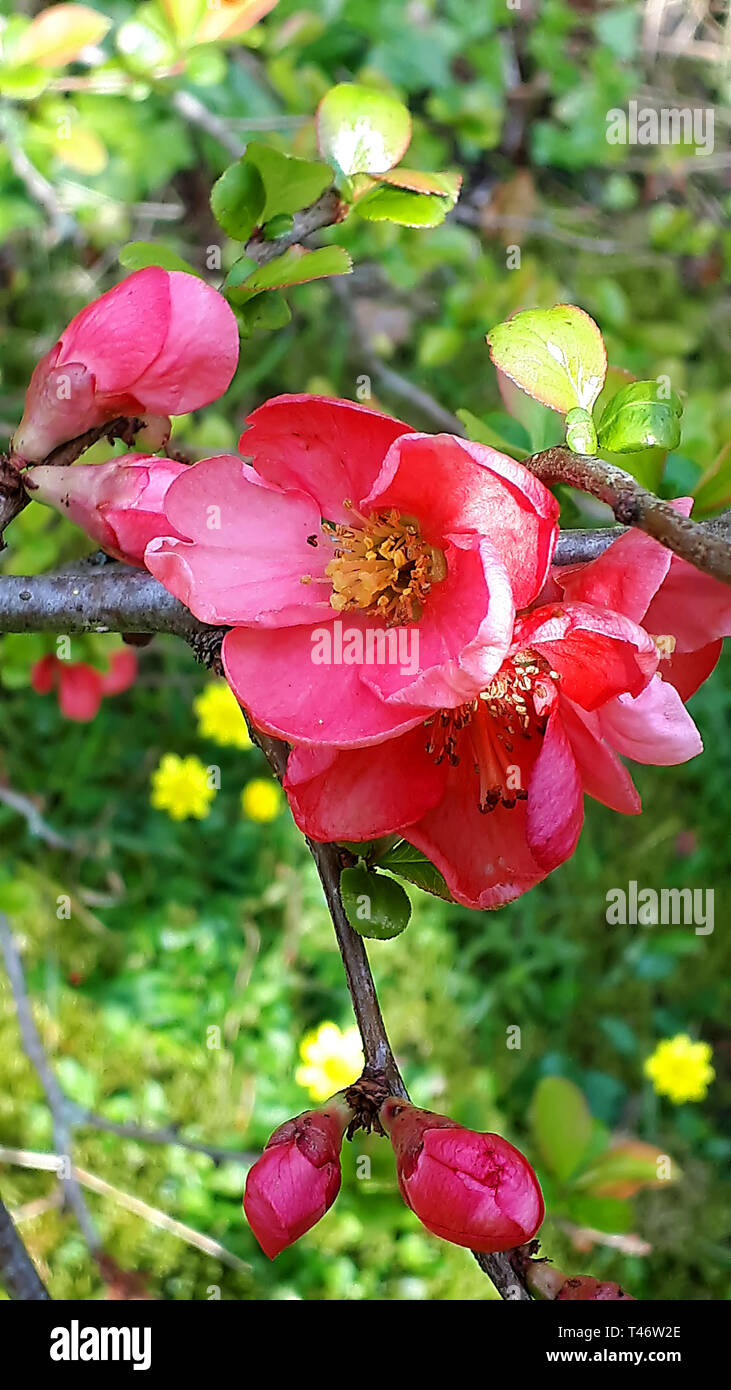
[119,241,202,276]
[457,408,531,459]
[316,82,412,176]
[0,64,50,99]
[340,865,412,941]
[355,185,452,227]
[596,380,683,453]
[234,291,291,338]
[565,407,598,454]
[563,1193,633,1235]
[530,1077,594,1182]
[16,4,112,68]
[228,245,352,301]
[244,141,333,222]
[487,305,607,415]
[210,159,265,241]
[575,1141,680,1198]
[592,365,666,491]
[379,167,462,199]
[263,213,295,240]
[375,840,453,903]
[159,0,207,42]
[497,371,564,452]
[692,442,731,516]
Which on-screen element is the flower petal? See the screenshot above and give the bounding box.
[364,432,559,609]
[598,676,703,766]
[558,699,641,814]
[222,622,431,747]
[285,730,446,841]
[516,601,658,709]
[240,394,411,524]
[526,706,584,870]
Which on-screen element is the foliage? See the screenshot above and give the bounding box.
[0,0,729,1301]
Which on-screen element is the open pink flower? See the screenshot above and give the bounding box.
[28,454,188,566]
[145,395,559,746]
[285,600,659,907]
[11,269,239,464]
[31,649,137,722]
[243,1095,352,1259]
[551,500,731,810]
[380,1099,544,1253]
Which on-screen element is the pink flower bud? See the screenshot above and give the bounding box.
[28,454,188,565]
[12,268,239,464]
[380,1098,544,1253]
[244,1096,353,1259]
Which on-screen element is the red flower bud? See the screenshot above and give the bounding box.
[244,1095,353,1259]
[380,1098,544,1253]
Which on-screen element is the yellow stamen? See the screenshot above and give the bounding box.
[323,508,446,626]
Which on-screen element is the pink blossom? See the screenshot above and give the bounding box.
[11,269,239,464]
[31,649,138,722]
[243,1096,353,1259]
[380,1099,544,1253]
[145,395,559,746]
[285,601,659,908]
[28,454,188,566]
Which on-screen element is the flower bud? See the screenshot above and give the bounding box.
[27,454,187,565]
[244,1095,353,1259]
[31,649,137,722]
[11,267,238,464]
[380,1098,544,1252]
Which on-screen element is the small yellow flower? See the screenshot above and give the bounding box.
[193,681,251,750]
[241,777,283,824]
[296,1022,364,1102]
[150,753,216,821]
[644,1034,715,1104]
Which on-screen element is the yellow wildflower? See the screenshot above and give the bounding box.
[241,777,283,824]
[296,1022,364,1102]
[193,681,251,750]
[644,1034,714,1104]
[150,753,216,821]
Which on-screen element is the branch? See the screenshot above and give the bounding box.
[244,189,348,267]
[0,1196,50,1300]
[525,447,731,585]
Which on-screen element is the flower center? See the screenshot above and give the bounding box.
[425,650,558,812]
[323,505,447,626]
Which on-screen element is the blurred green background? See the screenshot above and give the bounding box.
[0,0,729,1300]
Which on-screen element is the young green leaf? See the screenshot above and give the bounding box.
[119,242,202,276]
[316,82,412,176]
[692,443,731,516]
[529,1076,595,1183]
[565,406,598,455]
[487,305,607,415]
[210,159,265,241]
[375,840,452,902]
[234,291,292,338]
[16,4,112,69]
[596,379,683,453]
[355,185,452,227]
[227,244,352,301]
[244,141,333,222]
[340,865,412,940]
[379,167,462,199]
[574,1140,679,1198]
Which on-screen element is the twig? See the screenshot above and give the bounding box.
[0,106,79,246]
[244,189,348,267]
[0,1196,50,1300]
[524,447,731,586]
[171,89,246,158]
[74,1111,257,1166]
[0,915,100,1254]
[0,785,77,850]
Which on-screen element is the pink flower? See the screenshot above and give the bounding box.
[243,1095,353,1259]
[380,1099,544,1253]
[145,395,559,746]
[11,269,239,464]
[285,600,659,908]
[31,649,137,721]
[28,454,188,566]
[550,499,731,809]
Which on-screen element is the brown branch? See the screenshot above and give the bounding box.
[244,189,348,267]
[525,447,731,586]
[0,1196,51,1300]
